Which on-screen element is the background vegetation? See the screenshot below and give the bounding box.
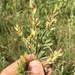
[0,0,75,75]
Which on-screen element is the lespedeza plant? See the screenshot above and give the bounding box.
[14,0,63,75]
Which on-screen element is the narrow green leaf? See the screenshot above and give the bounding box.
[38,51,46,59]
[45,39,51,43]
[42,43,53,47]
